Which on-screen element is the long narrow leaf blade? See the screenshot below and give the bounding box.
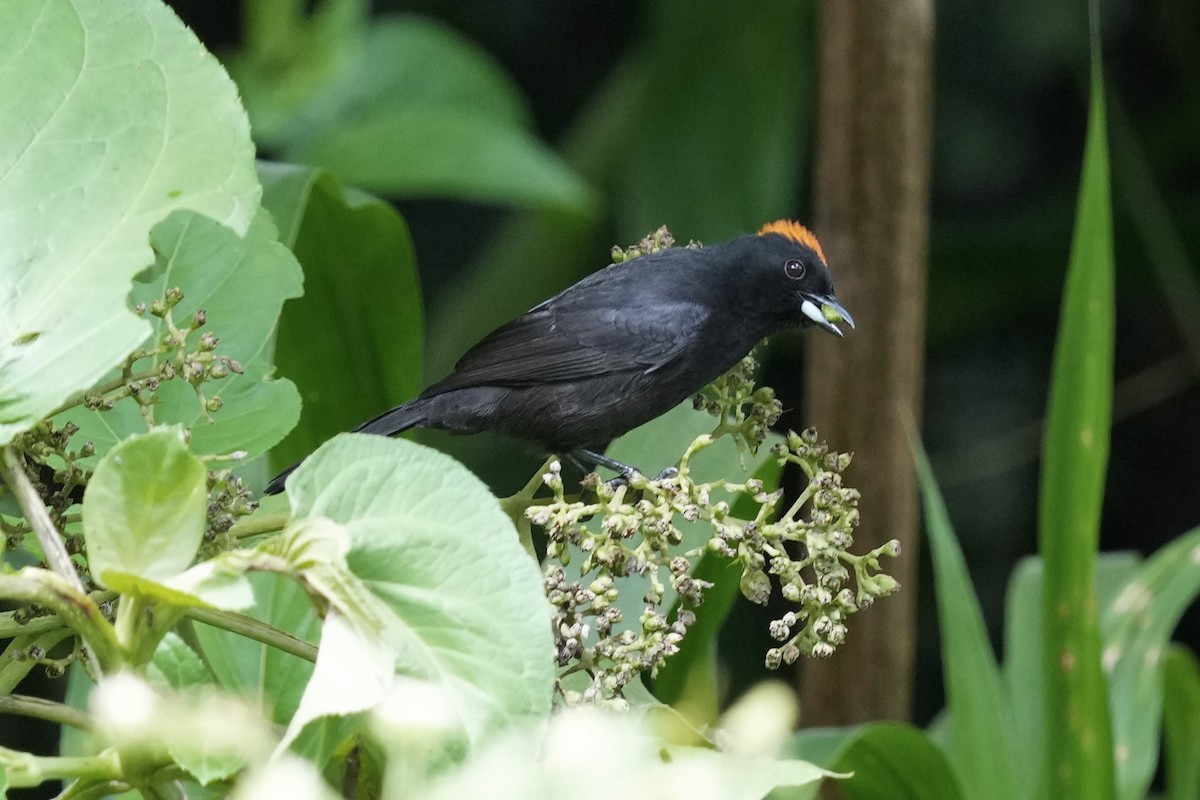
[1036,7,1117,796]
[913,438,1018,800]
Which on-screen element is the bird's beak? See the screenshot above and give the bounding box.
[800,294,855,337]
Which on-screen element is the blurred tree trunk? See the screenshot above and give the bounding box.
[799,0,933,725]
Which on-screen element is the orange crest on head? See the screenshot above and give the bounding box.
[758,220,826,263]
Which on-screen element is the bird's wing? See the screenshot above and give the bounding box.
[424,300,711,394]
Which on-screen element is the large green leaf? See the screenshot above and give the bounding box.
[914,439,1019,800]
[239,13,592,213]
[59,209,303,462]
[0,0,259,444]
[260,163,423,471]
[278,433,554,749]
[1035,9,1117,797]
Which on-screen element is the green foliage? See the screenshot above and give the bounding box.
[83,427,207,589]
[277,434,554,750]
[1037,20,1116,798]
[790,722,966,800]
[56,209,304,465]
[0,4,864,796]
[260,163,423,470]
[229,1,594,214]
[0,0,260,446]
[1163,645,1200,800]
[794,6,1200,800]
[913,440,1019,800]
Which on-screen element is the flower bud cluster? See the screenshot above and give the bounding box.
[7,287,254,567]
[200,468,259,557]
[609,224,702,265]
[10,420,92,529]
[528,358,900,700]
[694,352,784,464]
[128,291,243,423]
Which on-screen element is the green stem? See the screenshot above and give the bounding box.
[186,606,317,663]
[113,594,187,668]
[0,570,123,673]
[46,367,163,419]
[782,479,819,522]
[0,746,121,789]
[0,693,95,731]
[229,507,291,540]
[0,590,116,639]
[0,629,75,694]
[499,457,555,557]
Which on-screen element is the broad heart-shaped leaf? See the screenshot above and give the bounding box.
[58,208,303,463]
[83,426,206,588]
[259,162,423,473]
[269,16,593,213]
[0,0,259,445]
[279,433,554,750]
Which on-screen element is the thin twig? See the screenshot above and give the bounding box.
[1,447,85,593]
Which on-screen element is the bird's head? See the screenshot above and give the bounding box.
[753,220,854,337]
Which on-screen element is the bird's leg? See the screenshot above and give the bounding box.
[576,449,640,480]
[574,449,679,488]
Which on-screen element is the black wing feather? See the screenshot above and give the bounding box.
[424,300,711,395]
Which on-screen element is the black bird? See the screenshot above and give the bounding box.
[265,221,852,495]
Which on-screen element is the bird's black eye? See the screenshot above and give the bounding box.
[784,259,806,279]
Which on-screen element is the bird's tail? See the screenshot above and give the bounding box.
[263,398,430,495]
[352,397,429,437]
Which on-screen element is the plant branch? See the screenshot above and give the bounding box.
[500,456,555,557]
[1,446,86,593]
[0,746,121,789]
[0,570,123,673]
[0,590,116,639]
[0,693,95,731]
[46,366,164,419]
[186,606,317,663]
[230,507,291,540]
[0,629,76,694]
